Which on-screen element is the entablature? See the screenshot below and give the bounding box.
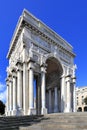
[7,9,76,60]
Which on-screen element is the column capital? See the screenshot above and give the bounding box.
[60,74,65,79]
[16,59,23,66]
[11,68,17,77]
[72,76,76,83]
[40,63,47,68]
[6,78,9,86]
[7,75,12,82]
[27,57,35,63]
[16,59,23,71]
[65,74,71,82]
[9,78,13,83]
[27,58,35,70]
[6,77,9,82]
[40,63,47,73]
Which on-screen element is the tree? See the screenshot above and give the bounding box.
[0,100,5,115]
[84,97,87,105]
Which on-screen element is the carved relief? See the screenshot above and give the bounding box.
[31,33,51,50]
[59,49,71,64]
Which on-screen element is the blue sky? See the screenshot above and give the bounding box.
[0,0,87,102]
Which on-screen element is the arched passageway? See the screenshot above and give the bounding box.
[84,106,87,112]
[77,107,82,112]
[46,57,63,113]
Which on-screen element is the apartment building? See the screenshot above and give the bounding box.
[76,87,87,112]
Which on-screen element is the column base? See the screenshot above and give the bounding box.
[6,111,9,116]
[48,109,52,113]
[54,107,58,113]
[7,111,11,116]
[12,109,17,116]
[23,109,28,115]
[28,108,36,115]
[41,108,47,115]
[10,110,13,116]
[17,108,23,116]
[65,108,72,113]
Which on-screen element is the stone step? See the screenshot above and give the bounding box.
[20,122,87,130]
[0,113,87,130]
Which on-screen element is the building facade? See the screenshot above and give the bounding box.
[76,87,87,112]
[6,9,76,116]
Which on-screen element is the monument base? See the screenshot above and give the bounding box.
[17,108,23,116]
[54,108,58,113]
[41,108,47,115]
[28,108,36,115]
[6,111,10,116]
[12,109,17,116]
[65,108,72,113]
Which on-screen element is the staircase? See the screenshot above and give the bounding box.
[0,115,44,130]
[0,113,87,130]
[20,113,87,130]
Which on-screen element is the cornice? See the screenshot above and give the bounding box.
[7,17,24,59]
[7,9,76,59]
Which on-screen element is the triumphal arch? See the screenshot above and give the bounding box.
[6,9,76,116]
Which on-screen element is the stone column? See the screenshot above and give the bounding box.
[22,44,28,115]
[61,75,65,112]
[48,89,52,113]
[12,70,17,115]
[23,62,28,115]
[52,89,54,112]
[37,75,41,115]
[54,87,58,113]
[66,75,71,112]
[41,64,47,115]
[6,79,9,116]
[9,79,13,115]
[28,58,35,115]
[16,60,23,115]
[72,77,76,112]
[17,69,22,113]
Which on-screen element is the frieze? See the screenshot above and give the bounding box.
[59,49,71,64]
[31,33,51,50]
[33,54,38,62]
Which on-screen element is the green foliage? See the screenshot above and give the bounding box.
[84,97,87,105]
[0,100,5,115]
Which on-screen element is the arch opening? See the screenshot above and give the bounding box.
[45,57,63,113]
[77,107,82,112]
[84,106,87,112]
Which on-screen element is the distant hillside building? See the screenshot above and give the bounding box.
[6,9,76,116]
[76,87,87,112]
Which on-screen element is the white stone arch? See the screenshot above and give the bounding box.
[44,53,64,113]
[44,53,64,76]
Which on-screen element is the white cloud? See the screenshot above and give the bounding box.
[0,82,6,92]
[0,89,7,103]
[0,82,6,103]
